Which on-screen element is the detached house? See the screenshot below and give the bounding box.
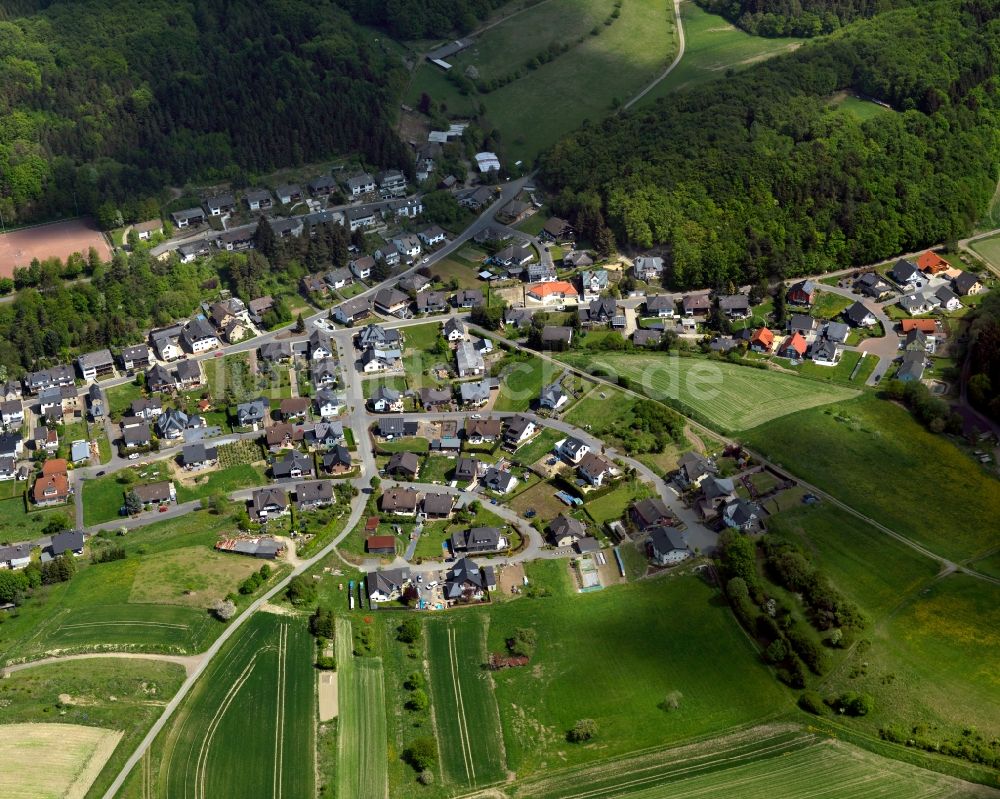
[539,382,568,411]
[272,450,313,480]
[418,226,447,247]
[633,256,663,282]
[244,189,273,211]
[648,526,691,565]
[540,216,574,242]
[953,272,984,297]
[455,341,484,377]
[345,173,376,196]
[249,487,290,522]
[119,345,151,372]
[350,255,375,281]
[373,287,409,316]
[631,498,674,531]
[77,349,115,381]
[504,415,536,448]
[749,327,774,353]
[205,194,235,216]
[275,184,302,205]
[236,397,269,428]
[549,515,586,547]
[890,259,921,286]
[333,296,373,326]
[577,452,617,487]
[844,301,877,327]
[786,280,816,306]
[380,487,419,516]
[367,568,411,603]
[645,295,675,318]
[171,208,205,228]
[682,294,711,317]
[370,386,404,413]
[579,270,608,300]
[181,317,219,353]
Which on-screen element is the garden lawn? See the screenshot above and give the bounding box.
[743,394,1000,562]
[426,615,506,788]
[583,479,653,525]
[428,257,482,289]
[510,428,563,467]
[419,454,454,484]
[809,291,853,320]
[377,437,430,454]
[401,322,442,354]
[487,575,789,773]
[156,613,314,799]
[106,382,144,419]
[0,497,69,542]
[174,463,267,503]
[560,353,858,432]
[495,354,559,412]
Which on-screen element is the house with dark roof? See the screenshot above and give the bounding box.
[132,481,176,506]
[896,350,926,382]
[682,294,711,316]
[386,451,420,479]
[367,567,411,603]
[503,415,536,448]
[376,417,418,438]
[718,295,750,318]
[648,526,690,565]
[935,285,962,312]
[182,442,218,469]
[380,487,419,515]
[416,290,449,314]
[953,271,984,296]
[323,445,353,474]
[333,296,373,326]
[558,437,590,464]
[540,326,573,349]
[723,498,760,531]
[810,336,841,366]
[48,530,85,557]
[540,217,574,242]
[633,256,663,282]
[295,480,334,510]
[465,418,502,443]
[272,450,313,480]
[890,259,921,286]
[539,382,569,412]
[236,397,269,428]
[249,487,289,522]
[77,349,115,381]
[786,280,815,306]
[444,557,486,601]
[454,457,480,483]
[418,387,453,411]
[633,329,662,347]
[422,492,455,519]
[844,301,877,327]
[577,452,616,487]
[645,295,675,318]
[631,498,673,531]
[549,515,586,547]
[855,272,893,300]
[482,467,518,494]
[675,452,714,488]
[451,526,505,554]
[155,407,189,440]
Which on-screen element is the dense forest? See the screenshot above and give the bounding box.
[969,291,1000,422]
[541,0,1000,289]
[335,0,507,39]
[0,0,409,224]
[694,0,914,36]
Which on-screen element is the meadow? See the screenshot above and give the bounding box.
[174,463,267,503]
[488,574,790,773]
[495,353,556,412]
[336,616,389,799]
[743,394,1000,561]
[504,726,999,799]
[408,0,678,162]
[0,658,185,799]
[559,352,858,431]
[510,428,563,466]
[970,232,1000,270]
[3,723,121,799]
[638,1,803,103]
[0,496,69,542]
[426,614,507,788]
[156,613,314,798]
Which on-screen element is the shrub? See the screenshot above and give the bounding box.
[507,627,537,658]
[406,688,429,711]
[404,671,425,691]
[310,607,335,639]
[315,655,336,670]
[830,692,874,716]
[659,691,683,712]
[397,617,422,643]
[287,575,317,606]
[567,718,597,742]
[404,737,437,772]
[418,770,434,785]
[798,690,825,715]
[210,598,236,621]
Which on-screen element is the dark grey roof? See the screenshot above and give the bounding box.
[649,525,687,554]
[49,530,84,555]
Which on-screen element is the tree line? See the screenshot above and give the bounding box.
[694,0,915,37]
[540,0,1000,290]
[0,0,410,225]
[335,0,507,40]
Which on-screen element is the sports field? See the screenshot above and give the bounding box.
[0,217,111,277]
[560,353,858,431]
[408,0,678,162]
[426,615,507,788]
[157,613,314,798]
[505,726,1000,799]
[336,616,389,799]
[638,1,803,104]
[1,722,123,799]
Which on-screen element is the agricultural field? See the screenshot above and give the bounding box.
[128,546,264,607]
[155,613,314,798]
[336,616,389,799]
[560,352,858,431]
[0,658,185,798]
[502,725,999,799]
[426,615,507,788]
[408,0,678,163]
[743,394,1000,561]
[969,232,1000,270]
[488,575,790,773]
[638,1,803,103]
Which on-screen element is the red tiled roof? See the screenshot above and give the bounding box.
[917,251,949,274]
[901,319,937,333]
[528,281,578,298]
[751,327,774,348]
[42,458,68,476]
[781,332,807,356]
[366,535,396,551]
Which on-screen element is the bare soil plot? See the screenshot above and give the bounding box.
[0,722,123,799]
[318,671,338,721]
[0,217,111,277]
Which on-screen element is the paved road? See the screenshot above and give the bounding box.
[623,0,685,110]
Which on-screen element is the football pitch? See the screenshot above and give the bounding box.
[156,613,314,798]
[426,615,507,788]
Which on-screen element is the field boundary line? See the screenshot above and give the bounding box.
[273,623,287,798]
[447,624,476,784]
[194,656,257,799]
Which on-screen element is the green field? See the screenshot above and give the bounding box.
[488,575,790,773]
[336,616,389,799]
[174,463,267,503]
[560,352,858,431]
[0,658,186,799]
[743,394,1000,561]
[503,726,997,799]
[510,428,563,466]
[409,0,678,163]
[583,478,652,524]
[969,233,1000,270]
[495,354,559,412]
[156,613,314,798]
[106,381,144,419]
[638,1,803,103]
[401,322,443,353]
[82,462,174,526]
[809,290,853,320]
[0,496,69,543]
[828,91,896,121]
[426,615,507,788]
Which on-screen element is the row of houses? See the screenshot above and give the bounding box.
[366,557,496,605]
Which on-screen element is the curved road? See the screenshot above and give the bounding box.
[622,0,685,110]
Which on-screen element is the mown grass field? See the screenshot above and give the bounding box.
[3,722,122,799]
[0,658,185,799]
[969,232,1000,270]
[510,428,563,466]
[409,0,678,163]
[560,352,858,431]
[156,613,314,799]
[743,394,1000,561]
[495,354,554,412]
[639,1,803,103]
[583,478,652,524]
[337,616,388,799]
[0,496,69,542]
[503,726,998,799]
[828,91,896,121]
[426,615,507,788]
[128,546,263,607]
[488,575,790,773]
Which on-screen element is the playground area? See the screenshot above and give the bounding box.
[0,218,111,277]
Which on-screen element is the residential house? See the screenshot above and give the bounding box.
[48,529,85,557]
[370,386,404,413]
[376,417,418,438]
[503,415,536,448]
[455,341,485,377]
[386,451,420,479]
[310,358,340,390]
[750,327,775,353]
[1,381,21,402]
[236,397,269,428]
[375,245,401,268]
[549,515,586,547]
[444,557,486,601]
[631,497,674,531]
[855,272,893,300]
[295,480,333,511]
[303,420,344,449]
[132,481,176,507]
[249,487,290,522]
[786,280,816,306]
[953,271,984,296]
[181,317,219,353]
[323,445,352,474]
[144,364,175,394]
[265,423,305,451]
[0,543,31,568]
[540,326,574,349]
[899,292,938,316]
[723,498,760,531]
[454,456,480,483]
[324,267,353,291]
[810,336,841,366]
[77,349,115,381]
[373,287,410,316]
[419,226,447,247]
[558,437,590,464]
[526,262,557,283]
[309,329,334,361]
[178,240,210,262]
[378,170,407,195]
[778,333,807,361]
[345,173,376,196]
[416,290,448,314]
[675,452,714,489]
[247,296,274,322]
[419,387,453,410]
[182,442,218,469]
[121,420,151,449]
[361,346,402,373]
[564,250,594,269]
[578,270,608,300]
[387,197,423,219]
[935,285,962,312]
[823,321,850,344]
[311,388,343,420]
[540,217,574,242]
[503,307,534,332]
[465,418,502,443]
[901,319,938,335]
[367,567,411,603]
[24,365,74,395]
[243,188,274,212]
[443,317,466,341]
[451,526,505,554]
[459,378,494,407]
[171,208,205,228]
[86,383,105,421]
[272,450,313,480]
[482,467,518,494]
[150,325,184,361]
[205,194,235,216]
[844,301,877,327]
[308,175,336,196]
[333,296,373,325]
[903,329,932,353]
[897,351,926,382]
[279,398,311,422]
[917,250,950,275]
[682,294,711,317]
[458,186,495,210]
[455,289,484,309]
[645,295,675,318]
[1,400,24,430]
[155,408,189,440]
[577,452,617,487]
[539,382,568,411]
[499,198,531,224]
[33,459,69,506]
[493,243,534,271]
[392,234,422,262]
[633,256,663,282]
[380,487,418,516]
[890,259,921,286]
[119,345,151,372]
[718,295,751,318]
[218,226,255,252]
[633,329,663,347]
[787,314,817,336]
[350,255,375,281]
[698,477,737,520]
[648,526,691,565]
[0,432,24,458]
[69,440,89,463]
[422,492,454,519]
[259,341,292,364]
